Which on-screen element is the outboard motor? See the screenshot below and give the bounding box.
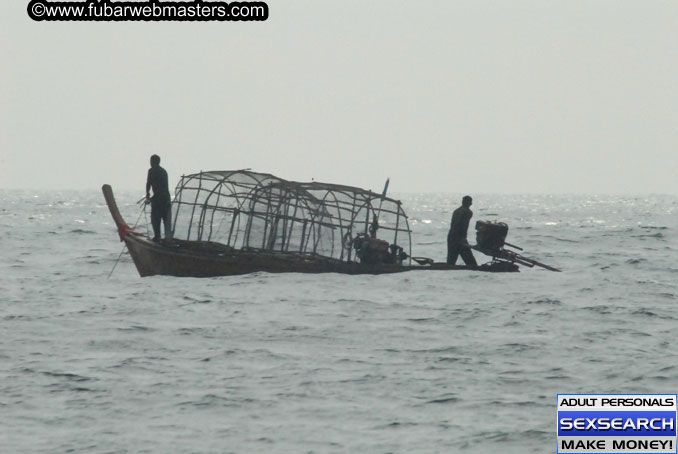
[472,220,561,272]
[475,221,508,255]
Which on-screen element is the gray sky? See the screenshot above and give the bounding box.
[2,0,677,194]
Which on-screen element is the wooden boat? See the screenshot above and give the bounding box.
[103,170,555,277]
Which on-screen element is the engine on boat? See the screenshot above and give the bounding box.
[475,221,508,255]
[472,220,561,272]
[352,234,407,265]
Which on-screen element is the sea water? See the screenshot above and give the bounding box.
[1,190,676,453]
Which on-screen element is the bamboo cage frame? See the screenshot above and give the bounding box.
[170,170,412,264]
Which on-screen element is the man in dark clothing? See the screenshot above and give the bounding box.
[447,195,478,268]
[146,154,172,242]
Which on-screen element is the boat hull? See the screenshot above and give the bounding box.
[122,234,488,277]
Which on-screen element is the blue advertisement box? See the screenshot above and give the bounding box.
[557,394,677,454]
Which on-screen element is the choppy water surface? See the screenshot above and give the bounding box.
[1,190,677,453]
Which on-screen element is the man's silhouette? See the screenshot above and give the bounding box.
[145,154,172,241]
[447,195,477,268]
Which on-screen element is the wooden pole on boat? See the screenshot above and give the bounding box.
[378,178,389,214]
[371,178,390,234]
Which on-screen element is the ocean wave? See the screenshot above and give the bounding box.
[631,232,665,239]
[425,396,460,405]
[639,225,668,230]
[42,371,94,382]
[526,298,561,305]
[69,229,97,235]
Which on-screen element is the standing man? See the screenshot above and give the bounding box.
[447,195,478,268]
[146,154,172,242]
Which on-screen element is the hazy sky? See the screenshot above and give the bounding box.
[2,1,677,194]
